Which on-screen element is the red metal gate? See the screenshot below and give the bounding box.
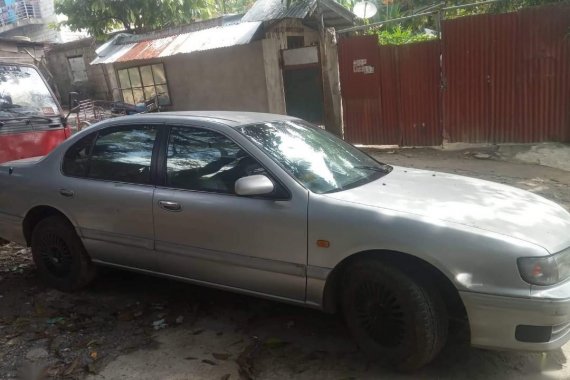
[442,5,570,143]
[338,36,442,146]
[338,36,385,144]
[338,4,570,145]
[397,41,442,146]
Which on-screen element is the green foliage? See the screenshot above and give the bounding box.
[490,0,567,12]
[443,0,567,19]
[47,21,60,31]
[334,0,568,22]
[56,0,213,38]
[56,0,566,40]
[337,0,567,45]
[55,0,255,39]
[208,0,255,16]
[334,0,356,11]
[367,25,436,45]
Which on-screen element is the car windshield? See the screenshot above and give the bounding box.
[238,120,392,194]
[0,64,59,119]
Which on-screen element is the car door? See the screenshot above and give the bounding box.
[153,124,308,301]
[59,124,160,270]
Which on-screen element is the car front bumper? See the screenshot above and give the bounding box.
[461,289,570,351]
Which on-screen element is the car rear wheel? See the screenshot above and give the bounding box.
[341,258,448,371]
[31,215,95,292]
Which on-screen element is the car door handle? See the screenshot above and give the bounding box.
[59,189,74,198]
[158,200,182,212]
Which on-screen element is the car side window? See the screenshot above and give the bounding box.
[87,126,157,184]
[62,133,96,177]
[166,126,267,194]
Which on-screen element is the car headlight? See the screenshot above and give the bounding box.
[518,247,570,286]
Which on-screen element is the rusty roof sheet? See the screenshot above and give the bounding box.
[90,21,262,65]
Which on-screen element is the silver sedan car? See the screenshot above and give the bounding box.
[1,112,570,370]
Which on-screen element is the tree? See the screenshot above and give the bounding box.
[55,0,212,38]
[440,0,566,18]
[335,0,567,45]
[334,0,567,21]
[207,0,255,15]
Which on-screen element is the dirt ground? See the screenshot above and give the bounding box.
[1,145,570,380]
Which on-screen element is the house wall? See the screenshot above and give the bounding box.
[0,40,44,64]
[262,38,286,114]
[111,41,271,113]
[93,24,338,132]
[168,41,269,112]
[264,19,320,50]
[45,38,111,105]
[262,19,343,134]
[320,28,343,136]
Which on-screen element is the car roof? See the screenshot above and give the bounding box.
[133,111,299,127]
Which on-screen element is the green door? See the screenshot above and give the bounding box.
[283,66,324,124]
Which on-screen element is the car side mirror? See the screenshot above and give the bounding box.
[235,175,275,196]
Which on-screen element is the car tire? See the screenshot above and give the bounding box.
[341,258,448,371]
[31,215,95,292]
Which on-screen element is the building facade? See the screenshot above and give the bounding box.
[0,0,60,42]
[45,0,354,136]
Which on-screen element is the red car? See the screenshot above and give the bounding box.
[0,62,71,164]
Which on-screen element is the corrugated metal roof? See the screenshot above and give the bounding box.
[242,0,315,22]
[90,21,262,65]
[116,14,244,45]
[241,0,355,27]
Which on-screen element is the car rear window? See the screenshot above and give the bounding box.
[62,125,157,184]
[62,134,96,177]
[88,126,157,184]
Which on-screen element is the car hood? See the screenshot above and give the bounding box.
[325,166,570,254]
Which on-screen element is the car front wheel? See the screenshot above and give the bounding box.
[341,258,448,371]
[31,215,95,292]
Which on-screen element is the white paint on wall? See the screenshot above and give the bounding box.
[283,46,319,66]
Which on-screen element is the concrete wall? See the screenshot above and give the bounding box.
[264,19,320,50]
[320,28,343,137]
[0,22,60,42]
[104,63,120,101]
[262,39,286,114]
[111,41,271,112]
[45,38,111,105]
[166,42,269,112]
[0,40,44,64]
